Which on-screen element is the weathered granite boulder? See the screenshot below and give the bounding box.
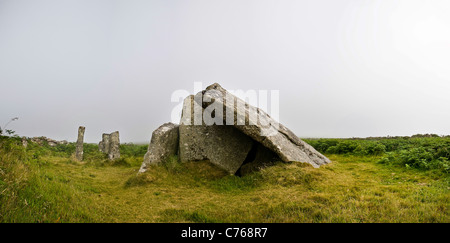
[178,95,254,174]
[98,131,120,160]
[197,83,331,168]
[75,126,85,161]
[138,123,179,173]
[99,133,111,154]
[109,131,120,160]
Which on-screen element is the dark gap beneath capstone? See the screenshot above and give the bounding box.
[235,142,258,177]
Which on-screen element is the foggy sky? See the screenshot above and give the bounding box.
[1,0,449,143]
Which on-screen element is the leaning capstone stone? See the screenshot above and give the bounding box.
[108,131,120,160]
[197,83,331,168]
[139,123,179,173]
[178,95,254,174]
[75,126,85,161]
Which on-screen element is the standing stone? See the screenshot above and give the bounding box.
[178,95,209,162]
[99,133,111,154]
[98,131,120,160]
[108,131,120,160]
[178,95,254,174]
[75,126,85,161]
[21,136,28,148]
[139,123,179,173]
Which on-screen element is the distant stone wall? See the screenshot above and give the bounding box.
[28,136,68,147]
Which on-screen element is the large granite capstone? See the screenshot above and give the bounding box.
[197,83,331,168]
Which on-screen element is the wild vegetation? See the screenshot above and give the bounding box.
[0,135,448,222]
[304,135,450,174]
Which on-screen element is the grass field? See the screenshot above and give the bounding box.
[0,135,449,223]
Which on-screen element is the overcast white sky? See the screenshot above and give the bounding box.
[0,0,449,143]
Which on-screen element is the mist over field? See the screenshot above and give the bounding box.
[1,0,449,143]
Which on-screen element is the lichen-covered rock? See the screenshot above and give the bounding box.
[178,95,253,174]
[98,131,121,160]
[198,83,331,168]
[139,123,179,173]
[108,131,120,160]
[99,133,111,154]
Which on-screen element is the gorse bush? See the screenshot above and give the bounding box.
[305,139,386,156]
[324,140,358,154]
[379,149,450,173]
[355,142,386,155]
[305,136,450,173]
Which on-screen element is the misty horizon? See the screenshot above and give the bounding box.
[1,0,449,143]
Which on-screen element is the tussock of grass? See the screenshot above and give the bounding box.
[158,209,218,223]
[124,173,156,188]
[210,174,262,194]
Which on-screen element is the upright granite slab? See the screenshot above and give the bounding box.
[108,131,120,160]
[178,95,254,174]
[75,126,85,161]
[139,123,179,173]
[98,131,120,160]
[99,133,111,154]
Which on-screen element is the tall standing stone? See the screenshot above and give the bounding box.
[197,83,331,168]
[108,131,120,160]
[178,95,254,174]
[99,133,111,154]
[98,131,120,160]
[75,126,85,161]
